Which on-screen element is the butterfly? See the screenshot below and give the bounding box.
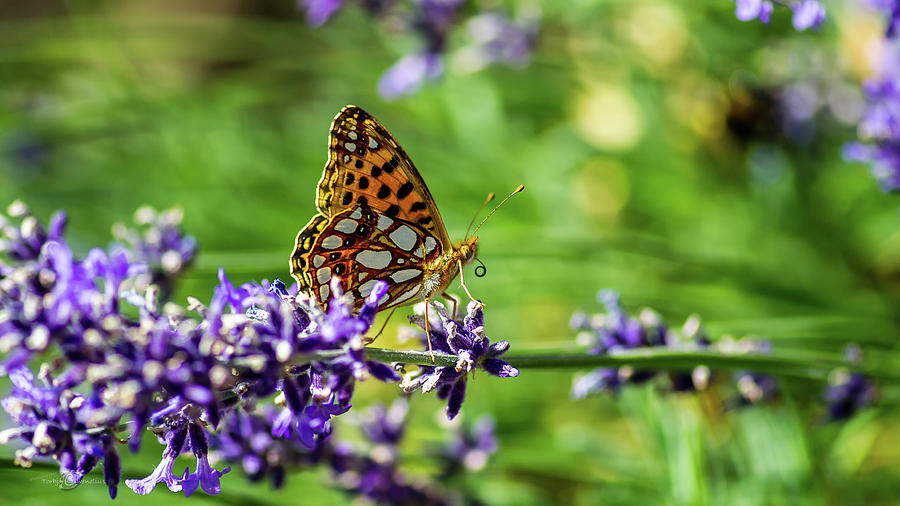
[290,106,521,356]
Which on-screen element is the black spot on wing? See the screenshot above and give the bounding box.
[397,182,414,200]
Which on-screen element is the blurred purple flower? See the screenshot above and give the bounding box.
[571,291,712,397]
[735,0,773,23]
[862,0,900,37]
[112,206,197,299]
[791,0,826,30]
[844,40,900,192]
[401,300,518,420]
[441,415,497,475]
[299,0,344,26]
[824,370,875,421]
[328,399,449,504]
[734,371,780,405]
[378,52,444,100]
[730,0,825,29]
[456,11,539,72]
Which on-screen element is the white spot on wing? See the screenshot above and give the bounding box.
[377,215,393,231]
[424,236,437,254]
[313,255,325,268]
[316,267,331,284]
[389,225,417,251]
[321,235,342,250]
[348,131,358,140]
[413,245,424,259]
[393,285,421,305]
[390,269,422,283]
[335,218,357,233]
[319,284,330,302]
[350,208,363,219]
[343,155,350,163]
[356,250,392,269]
[369,137,378,149]
[358,279,377,298]
[358,272,367,281]
[344,142,357,152]
[397,258,405,265]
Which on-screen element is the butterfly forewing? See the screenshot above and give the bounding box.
[292,205,443,309]
[291,105,459,310]
[317,106,452,247]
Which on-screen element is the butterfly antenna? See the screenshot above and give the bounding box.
[465,192,495,239]
[470,185,525,237]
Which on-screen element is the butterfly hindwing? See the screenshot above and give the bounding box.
[294,205,444,309]
[316,106,452,247]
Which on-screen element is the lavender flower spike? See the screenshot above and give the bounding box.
[402,300,518,420]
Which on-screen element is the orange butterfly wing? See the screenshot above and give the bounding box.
[293,206,443,309]
[316,105,451,246]
[291,106,451,309]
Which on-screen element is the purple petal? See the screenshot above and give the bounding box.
[366,360,401,382]
[445,380,467,420]
[481,358,519,378]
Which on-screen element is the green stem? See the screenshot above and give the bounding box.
[230,347,899,382]
[360,347,898,381]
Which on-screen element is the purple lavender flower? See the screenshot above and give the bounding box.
[1,203,404,498]
[125,422,188,495]
[328,400,448,505]
[571,292,712,397]
[112,206,197,299]
[0,366,122,498]
[401,300,518,420]
[180,422,231,497]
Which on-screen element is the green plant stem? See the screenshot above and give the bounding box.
[229,347,900,382]
[360,347,900,381]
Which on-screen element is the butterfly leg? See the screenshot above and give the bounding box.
[364,308,396,345]
[457,259,478,303]
[424,298,436,363]
[443,293,460,320]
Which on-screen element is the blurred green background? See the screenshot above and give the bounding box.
[2,0,900,504]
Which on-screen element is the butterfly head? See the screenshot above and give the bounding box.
[456,236,479,266]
